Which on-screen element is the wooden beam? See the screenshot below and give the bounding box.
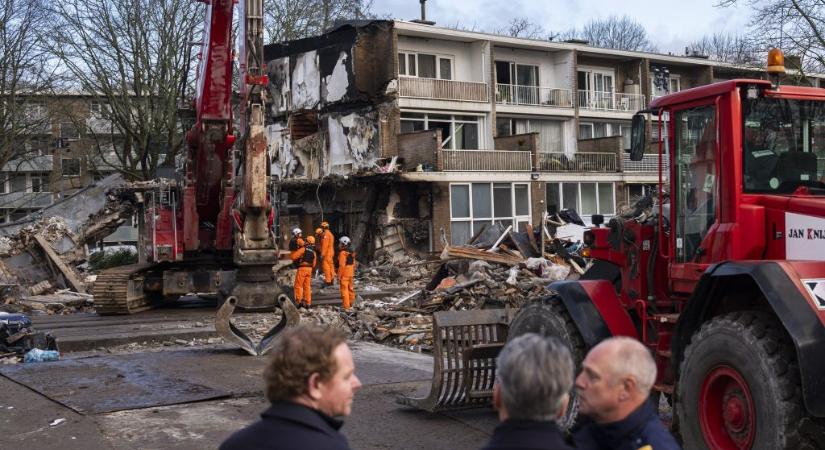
[33,235,86,294]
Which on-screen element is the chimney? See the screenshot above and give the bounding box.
[411,0,436,25]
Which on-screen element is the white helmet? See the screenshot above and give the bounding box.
[292,227,302,236]
[340,236,351,246]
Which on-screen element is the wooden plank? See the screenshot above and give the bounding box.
[525,223,539,254]
[33,235,86,294]
[445,245,522,266]
[487,225,512,252]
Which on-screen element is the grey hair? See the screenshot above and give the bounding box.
[603,336,657,394]
[496,333,574,422]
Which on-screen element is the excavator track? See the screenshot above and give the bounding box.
[93,263,158,315]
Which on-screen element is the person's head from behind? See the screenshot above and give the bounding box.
[575,336,656,424]
[493,333,574,422]
[264,325,361,417]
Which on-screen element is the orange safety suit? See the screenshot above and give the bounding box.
[321,229,335,283]
[293,246,317,306]
[288,236,304,263]
[337,248,356,309]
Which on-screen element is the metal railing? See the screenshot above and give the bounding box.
[442,150,532,171]
[622,153,670,173]
[495,84,573,108]
[578,91,646,112]
[399,77,489,102]
[539,152,617,172]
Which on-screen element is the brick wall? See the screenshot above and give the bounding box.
[577,136,622,154]
[495,132,540,170]
[430,181,451,251]
[397,129,441,170]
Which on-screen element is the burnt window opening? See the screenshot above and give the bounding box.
[290,112,319,140]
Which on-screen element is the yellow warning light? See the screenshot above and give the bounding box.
[767,48,786,74]
[581,248,591,258]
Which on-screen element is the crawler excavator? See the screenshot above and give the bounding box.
[93,0,299,356]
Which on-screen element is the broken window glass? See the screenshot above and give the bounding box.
[418,54,436,78]
[439,58,452,80]
[450,184,470,218]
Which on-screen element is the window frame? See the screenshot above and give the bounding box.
[449,182,532,245]
[398,51,454,80]
[400,112,483,150]
[61,157,82,178]
[545,181,616,221]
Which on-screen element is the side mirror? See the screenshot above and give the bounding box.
[629,113,646,161]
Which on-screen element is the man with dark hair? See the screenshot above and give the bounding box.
[482,333,575,450]
[220,325,362,450]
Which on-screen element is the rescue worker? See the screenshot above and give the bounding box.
[314,227,325,278]
[320,221,335,285]
[337,236,356,309]
[288,228,304,264]
[293,236,317,308]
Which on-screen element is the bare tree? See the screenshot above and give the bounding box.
[687,32,761,65]
[0,0,55,170]
[264,0,376,44]
[496,17,546,39]
[719,0,825,73]
[564,15,657,52]
[44,0,201,181]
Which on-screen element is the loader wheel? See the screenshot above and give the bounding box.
[676,311,811,450]
[507,295,586,430]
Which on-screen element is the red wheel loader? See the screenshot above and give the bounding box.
[403,50,825,449]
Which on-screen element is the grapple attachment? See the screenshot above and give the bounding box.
[398,308,515,412]
[215,294,299,356]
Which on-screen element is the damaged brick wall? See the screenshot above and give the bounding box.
[264,21,398,180]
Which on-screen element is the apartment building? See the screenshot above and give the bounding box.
[1,94,123,224]
[266,19,825,254]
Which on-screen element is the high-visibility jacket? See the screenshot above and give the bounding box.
[295,246,317,268]
[322,230,334,261]
[289,237,304,262]
[337,249,356,279]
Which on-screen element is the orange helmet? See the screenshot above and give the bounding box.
[321,221,329,229]
[306,236,316,245]
[315,227,323,235]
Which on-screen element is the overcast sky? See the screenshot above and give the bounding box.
[374,0,755,54]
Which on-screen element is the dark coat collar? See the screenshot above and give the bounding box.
[590,399,657,443]
[262,402,344,433]
[485,419,571,449]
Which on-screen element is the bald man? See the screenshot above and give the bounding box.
[573,337,680,450]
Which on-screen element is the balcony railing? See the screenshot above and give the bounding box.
[622,153,671,173]
[399,77,489,102]
[0,192,53,209]
[495,84,573,108]
[578,91,646,112]
[442,150,532,171]
[539,152,617,172]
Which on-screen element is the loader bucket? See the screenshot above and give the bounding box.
[398,308,515,412]
[215,294,300,356]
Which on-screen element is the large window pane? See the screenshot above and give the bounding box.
[10,175,26,192]
[450,185,470,218]
[546,183,560,213]
[407,54,416,76]
[450,221,472,245]
[493,183,512,218]
[418,54,436,78]
[400,120,424,133]
[598,183,615,215]
[455,122,478,149]
[398,53,406,75]
[428,120,452,148]
[514,184,529,216]
[472,183,491,218]
[496,118,513,137]
[439,58,452,80]
[580,183,597,215]
[562,183,578,210]
[473,220,492,236]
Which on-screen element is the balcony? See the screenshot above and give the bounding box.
[578,91,646,113]
[539,152,617,172]
[399,77,488,103]
[87,117,120,135]
[495,84,573,108]
[441,150,532,171]
[0,192,53,209]
[622,153,670,173]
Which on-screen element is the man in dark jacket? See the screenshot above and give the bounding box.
[220,325,362,450]
[481,333,575,450]
[573,337,680,450]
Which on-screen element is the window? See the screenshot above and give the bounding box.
[627,184,655,201]
[579,121,629,143]
[450,182,531,245]
[398,52,453,80]
[60,122,80,140]
[10,174,26,193]
[400,113,481,150]
[90,101,111,118]
[61,158,81,177]
[31,173,48,193]
[652,74,681,98]
[27,136,50,156]
[24,102,46,121]
[546,182,615,222]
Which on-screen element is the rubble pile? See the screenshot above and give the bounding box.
[0,217,73,258]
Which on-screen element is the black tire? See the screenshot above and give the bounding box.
[676,311,816,450]
[508,295,586,430]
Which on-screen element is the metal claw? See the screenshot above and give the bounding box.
[215,294,300,356]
